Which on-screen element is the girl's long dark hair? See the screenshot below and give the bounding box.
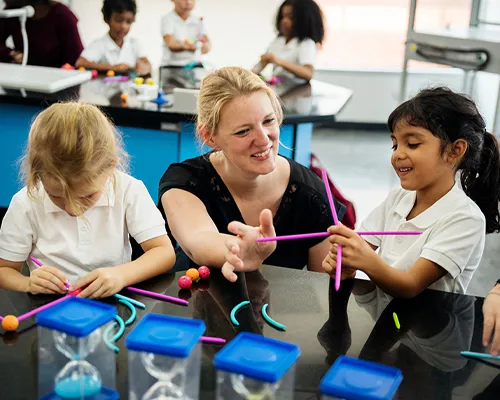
[388,86,500,233]
[275,0,325,44]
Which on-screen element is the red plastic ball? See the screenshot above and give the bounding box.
[198,266,210,279]
[178,275,192,289]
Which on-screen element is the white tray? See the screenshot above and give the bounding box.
[0,63,92,93]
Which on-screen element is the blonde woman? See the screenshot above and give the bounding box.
[0,103,175,298]
[160,66,345,282]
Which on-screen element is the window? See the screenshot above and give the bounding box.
[316,0,471,69]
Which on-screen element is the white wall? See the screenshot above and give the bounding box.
[315,68,500,130]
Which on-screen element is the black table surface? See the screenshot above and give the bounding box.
[0,67,353,128]
[1,265,497,400]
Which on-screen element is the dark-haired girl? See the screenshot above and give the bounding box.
[323,87,500,300]
[252,0,324,82]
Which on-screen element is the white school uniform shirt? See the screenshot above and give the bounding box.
[360,182,485,300]
[0,171,166,284]
[161,10,203,66]
[80,33,147,67]
[261,36,317,82]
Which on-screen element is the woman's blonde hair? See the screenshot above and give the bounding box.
[197,66,283,138]
[21,102,128,216]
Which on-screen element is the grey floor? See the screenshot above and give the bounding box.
[311,127,499,297]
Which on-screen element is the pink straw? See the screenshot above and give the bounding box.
[17,295,70,322]
[256,230,422,242]
[321,169,341,291]
[258,232,329,242]
[126,286,188,306]
[30,256,70,289]
[201,336,226,344]
[30,256,43,267]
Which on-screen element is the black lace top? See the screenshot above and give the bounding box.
[158,154,346,269]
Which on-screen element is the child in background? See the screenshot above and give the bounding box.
[323,87,500,299]
[76,0,151,75]
[252,0,325,82]
[0,102,175,299]
[161,0,211,66]
[0,0,83,67]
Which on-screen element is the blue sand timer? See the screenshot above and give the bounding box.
[319,356,403,400]
[126,314,206,400]
[37,297,118,400]
[214,332,300,400]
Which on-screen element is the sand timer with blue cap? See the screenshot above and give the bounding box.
[213,332,300,400]
[36,297,118,400]
[125,314,206,400]
[319,356,403,400]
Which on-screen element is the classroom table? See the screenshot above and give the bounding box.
[0,264,497,399]
[0,66,352,208]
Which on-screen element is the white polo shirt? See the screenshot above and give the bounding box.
[81,33,147,67]
[360,182,486,295]
[161,11,203,66]
[263,36,317,82]
[0,171,166,284]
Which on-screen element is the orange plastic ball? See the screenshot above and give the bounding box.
[78,67,86,71]
[106,70,115,77]
[2,315,19,331]
[186,268,200,281]
[120,92,128,101]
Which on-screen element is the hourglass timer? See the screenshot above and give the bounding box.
[126,314,206,400]
[37,297,118,400]
[213,332,300,400]
[319,356,403,400]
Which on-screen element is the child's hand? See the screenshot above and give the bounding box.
[483,285,500,356]
[183,40,196,52]
[135,59,150,76]
[112,63,131,73]
[28,266,68,295]
[10,50,23,64]
[322,245,357,280]
[70,267,125,299]
[261,52,278,64]
[222,209,277,282]
[327,224,378,271]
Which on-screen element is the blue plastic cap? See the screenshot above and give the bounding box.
[320,356,403,400]
[36,297,116,338]
[125,314,206,358]
[213,332,300,383]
